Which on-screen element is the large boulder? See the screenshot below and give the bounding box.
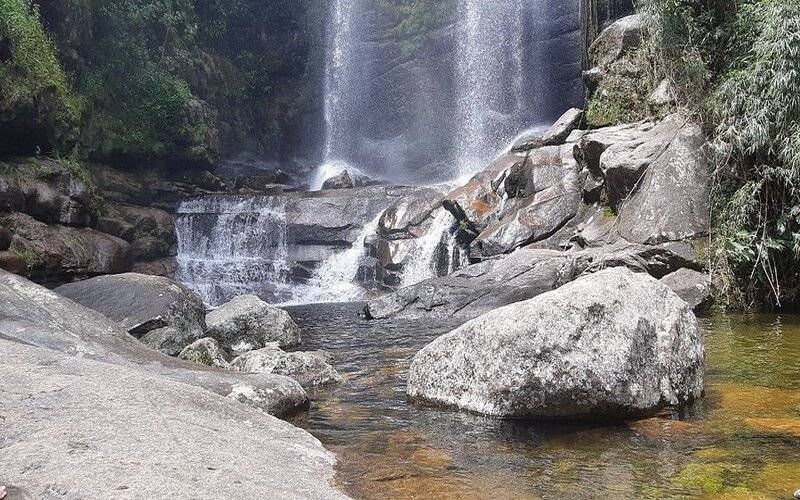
[0,340,345,499]
[408,268,704,419]
[55,273,207,352]
[96,203,176,261]
[206,295,302,354]
[232,345,343,389]
[542,108,585,146]
[0,270,308,416]
[1,212,132,281]
[588,14,644,76]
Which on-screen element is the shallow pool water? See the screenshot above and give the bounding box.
[286,304,800,499]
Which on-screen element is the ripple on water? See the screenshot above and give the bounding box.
[286,304,800,499]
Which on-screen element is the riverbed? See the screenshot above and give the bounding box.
[286,304,800,499]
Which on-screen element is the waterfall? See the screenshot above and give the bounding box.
[176,196,292,306]
[289,214,382,304]
[401,210,466,287]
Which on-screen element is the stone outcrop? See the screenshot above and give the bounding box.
[0,270,308,416]
[232,344,343,389]
[0,211,132,281]
[206,295,302,354]
[542,108,585,146]
[55,273,207,353]
[96,203,176,261]
[0,339,345,499]
[407,268,704,419]
[365,241,700,321]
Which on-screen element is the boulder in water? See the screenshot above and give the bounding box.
[55,273,206,350]
[231,344,343,389]
[407,267,704,419]
[206,294,302,354]
[178,337,230,368]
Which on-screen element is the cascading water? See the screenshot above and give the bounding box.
[289,214,382,304]
[176,196,292,306]
[401,210,468,287]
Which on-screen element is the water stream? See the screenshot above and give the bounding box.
[288,306,800,499]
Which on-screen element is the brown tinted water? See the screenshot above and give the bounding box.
[286,304,800,499]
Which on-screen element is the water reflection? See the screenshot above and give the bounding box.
[286,304,800,499]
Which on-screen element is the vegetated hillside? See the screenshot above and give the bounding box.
[585,0,800,309]
[1,0,327,168]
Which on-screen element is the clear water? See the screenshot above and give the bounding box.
[287,305,800,499]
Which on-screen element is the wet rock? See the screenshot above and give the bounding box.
[0,270,308,416]
[55,273,206,347]
[206,294,301,354]
[542,108,584,146]
[322,170,356,189]
[95,204,176,261]
[232,344,343,389]
[178,337,230,368]
[473,145,583,257]
[193,170,226,191]
[378,188,446,240]
[0,340,344,499]
[408,267,704,419]
[661,268,712,312]
[1,212,132,280]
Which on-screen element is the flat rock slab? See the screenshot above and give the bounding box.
[0,340,347,500]
[1,270,307,416]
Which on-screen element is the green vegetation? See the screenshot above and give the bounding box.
[589,0,800,309]
[0,0,80,155]
[377,0,454,58]
[10,245,44,272]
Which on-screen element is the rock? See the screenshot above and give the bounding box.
[95,204,176,261]
[55,273,206,348]
[1,212,132,281]
[616,120,709,245]
[589,14,644,70]
[140,326,204,357]
[207,295,302,354]
[322,170,355,189]
[0,270,308,416]
[232,344,343,389]
[0,157,94,226]
[473,144,583,256]
[366,240,699,322]
[649,79,676,108]
[510,134,545,153]
[407,267,704,419]
[661,268,712,312]
[794,488,800,499]
[194,170,227,191]
[378,188,446,240]
[574,121,655,175]
[599,117,681,206]
[0,251,26,275]
[366,248,573,320]
[178,337,230,368]
[0,227,10,250]
[132,256,179,278]
[542,108,585,146]
[0,340,345,499]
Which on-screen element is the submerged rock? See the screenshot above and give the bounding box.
[0,270,308,416]
[232,344,343,389]
[407,268,704,419]
[55,273,206,350]
[206,294,302,354]
[178,337,230,368]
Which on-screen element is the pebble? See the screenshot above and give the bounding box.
[794,488,800,499]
